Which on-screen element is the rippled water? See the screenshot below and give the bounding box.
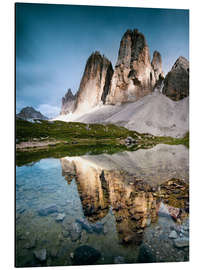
[16,144,189,267]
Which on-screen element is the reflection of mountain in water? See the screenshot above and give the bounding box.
[60,144,189,244]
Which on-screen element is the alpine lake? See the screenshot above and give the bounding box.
[16,140,189,267]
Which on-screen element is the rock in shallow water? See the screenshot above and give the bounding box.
[137,244,156,263]
[73,245,101,265]
[174,238,189,248]
[55,213,65,222]
[38,205,58,216]
[62,221,82,241]
[50,247,58,258]
[33,249,47,262]
[76,218,93,233]
[24,237,36,249]
[169,230,178,239]
[114,256,125,264]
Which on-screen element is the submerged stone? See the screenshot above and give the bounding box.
[73,245,101,265]
[34,249,47,262]
[38,205,58,216]
[169,230,178,239]
[76,218,93,233]
[55,213,65,222]
[114,256,125,264]
[137,244,156,263]
[174,238,189,248]
[92,223,104,234]
[24,237,36,249]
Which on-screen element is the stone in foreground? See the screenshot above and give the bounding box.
[73,245,101,265]
[169,230,178,239]
[174,238,189,248]
[34,249,47,262]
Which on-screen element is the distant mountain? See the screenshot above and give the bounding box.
[60,89,76,115]
[16,106,48,120]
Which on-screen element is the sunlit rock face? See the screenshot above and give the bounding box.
[60,89,76,115]
[105,29,161,104]
[162,56,189,101]
[74,51,113,114]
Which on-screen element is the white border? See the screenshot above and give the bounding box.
[1,0,203,270]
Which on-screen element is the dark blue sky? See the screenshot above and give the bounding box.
[16,3,189,117]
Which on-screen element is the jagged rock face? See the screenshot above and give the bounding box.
[60,89,76,115]
[162,56,189,101]
[16,106,48,120]
[151,51,164,82]
[105,29,157,105]
[74,51,113,114]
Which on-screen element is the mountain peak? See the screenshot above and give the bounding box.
[73,51,113,114]
[172,56,189,71]
[17,106,48,120]
[61,88,76,115]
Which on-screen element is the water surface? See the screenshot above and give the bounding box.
[16,144,189,267]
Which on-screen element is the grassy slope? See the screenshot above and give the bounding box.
[16,118,139,142]
[16,119,189,166]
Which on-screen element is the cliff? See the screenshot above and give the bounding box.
[74,51,113,114]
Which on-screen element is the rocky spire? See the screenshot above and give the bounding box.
[60,88,76,115]
[105,29,156,105]
[162,56,189,100]
[151,51,164,81]
[74,51,113,114]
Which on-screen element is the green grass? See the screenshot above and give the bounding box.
[152,132,189,148]
[16,119,189,166]
[16,118,139,142]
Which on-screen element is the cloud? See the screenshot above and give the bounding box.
[36,104,60,119]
